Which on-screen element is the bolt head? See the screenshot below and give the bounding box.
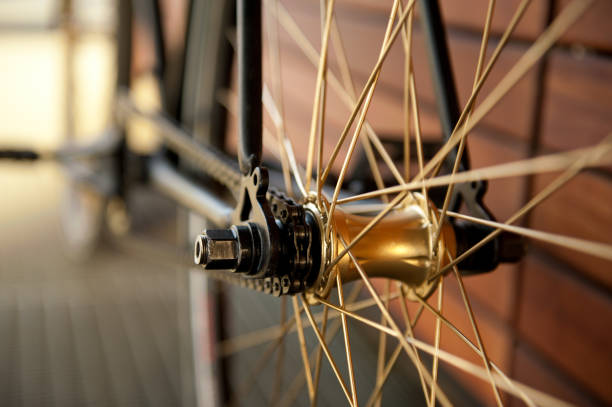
[194,229,239,270]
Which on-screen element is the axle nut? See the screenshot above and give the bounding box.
[194,229,238,269]
[194,225,257,273]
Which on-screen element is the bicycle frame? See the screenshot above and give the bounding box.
[0,0,476,234]
[129,0,468,228]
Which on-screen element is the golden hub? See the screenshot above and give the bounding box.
[309,193,456,301]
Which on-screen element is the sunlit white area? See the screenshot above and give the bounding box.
[0,0,115,222]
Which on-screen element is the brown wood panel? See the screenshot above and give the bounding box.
[269,33,445,176]
[270,4,612,404]
[556,0,612,52]
[511,343,601,406]
[529,171,612,289]
[468,131,527,220]
[517,254,612,404]
[454,132,525,322]
[336,0,549,39]
[401,279,514,406]
[280,0,538,142]
[440,0,549,40]
[541,49,612,151]
[460,264,519,323]
[445,36,537,142]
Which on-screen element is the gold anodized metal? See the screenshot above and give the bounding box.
[313,193,456,300]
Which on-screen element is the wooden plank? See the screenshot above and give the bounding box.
[332,0,549,39]
[0,285,17,404]
[556,0,612,52]
[108,267,178,407]
[530,171,612,289]
[440,0,549,40]
[278,1,539,143]
[43,279,87,406]
[511,342,602,406]
[541,49,612,151]
[397,279,514,406]
[16,282,49,407]
[517,254,612,405]
[91,272,149,407]
[67,276,117,407]
[468,131,527,220]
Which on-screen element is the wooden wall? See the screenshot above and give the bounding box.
[275,0,612,405]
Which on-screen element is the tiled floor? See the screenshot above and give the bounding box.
[0,163,194,407]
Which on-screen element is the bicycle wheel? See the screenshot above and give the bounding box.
[182,0,612,406]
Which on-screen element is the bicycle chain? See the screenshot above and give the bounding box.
[154,115,242,191]
[118,92,242,191]
[203,189,319,296]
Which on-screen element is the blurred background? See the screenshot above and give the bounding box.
[0,0,611,406]
[0,1,197,406]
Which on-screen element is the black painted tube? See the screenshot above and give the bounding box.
[237,0,263,175]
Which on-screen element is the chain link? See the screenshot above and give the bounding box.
[118,92,242,191]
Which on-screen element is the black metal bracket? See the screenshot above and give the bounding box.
[418,0,495,222]
[232,167,280,277]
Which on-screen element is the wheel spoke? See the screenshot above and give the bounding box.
[328,191,410,271]
[413,290,537,407]
[408,71,428,203]
[428,279,444,407]
[336,272,358,406]
[230,325,287,405]
[320,0,417,186]
[272,0,406,188]
[264,0,293,197]
[329,15,389,203]
[336,140,612,204]
[450,261,503,406]
[326,0,403,229]
[373,281,391,407]
[277,310,343,407]
[340,236,452,407]
[301,295,354,406]
[311,305,329,407]
[277,283,363,407]
[365,304,425,407]
[228,83,307,196]
[427,0,531,180]
[445,209,612,261]
[261,86,302,196]
[293,296,315,401]
[431,0,496,248]
[366,338,404,407]
[271,296,287,405]
[314,272,566,405]
[220,287,398,356]
[327,284,559,405]
[315,296,396,336]
[432,134,612,278]
[414,0,592,184]
[397,287,433,406]
[305,0,336,193]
